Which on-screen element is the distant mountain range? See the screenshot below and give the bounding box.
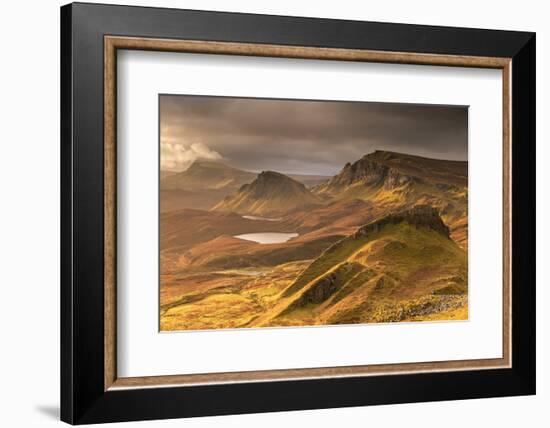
[179,151,468,247]
[160,160,329,211]
[162,160,257,192]
[160,149,469,271]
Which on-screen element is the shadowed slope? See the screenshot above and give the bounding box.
[213,171,322,216]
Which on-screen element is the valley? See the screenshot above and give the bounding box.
[160,150,469,331]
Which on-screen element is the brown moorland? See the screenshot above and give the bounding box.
[160,151,468,331]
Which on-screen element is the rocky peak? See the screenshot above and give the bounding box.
[323,152,417,190]
[242,170,307,197]
[214,170,320,216]
[329,157,387,186]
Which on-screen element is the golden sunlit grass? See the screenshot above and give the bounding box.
[160,219,468,331]
[161,293,260,331]
[159,151,469,332]
[160,263,303,331]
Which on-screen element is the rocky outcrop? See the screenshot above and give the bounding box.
[384,168,417,189]
[328,159,388,187]
[283,262,363,310]
[319,157,419,192]
[353,205,450,239]
[297,271,340,305]
[314,150,467,197]
[283,205,450,299]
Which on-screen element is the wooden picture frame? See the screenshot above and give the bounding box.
[61,2,535,424]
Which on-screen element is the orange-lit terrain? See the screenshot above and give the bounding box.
[160,151,468,331]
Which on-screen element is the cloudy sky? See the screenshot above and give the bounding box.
[160,95,468,176]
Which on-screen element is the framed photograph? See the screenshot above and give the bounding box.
[61,2,535,424]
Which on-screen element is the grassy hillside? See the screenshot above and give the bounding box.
[256,206,467,326]
[312,150,468,248]
[161,206,468,330]
[159,151,469,331]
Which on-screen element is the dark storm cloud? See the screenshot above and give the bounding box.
[160,95,467,175]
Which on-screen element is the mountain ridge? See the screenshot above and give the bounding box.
[314,150,467,196]
[250,205,467,327]
[282,205,451,298]
[312,150,468,248]
[160,151,470,330]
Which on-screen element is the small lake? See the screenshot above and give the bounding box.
[242,215,282,222]
[234,232,299,244]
